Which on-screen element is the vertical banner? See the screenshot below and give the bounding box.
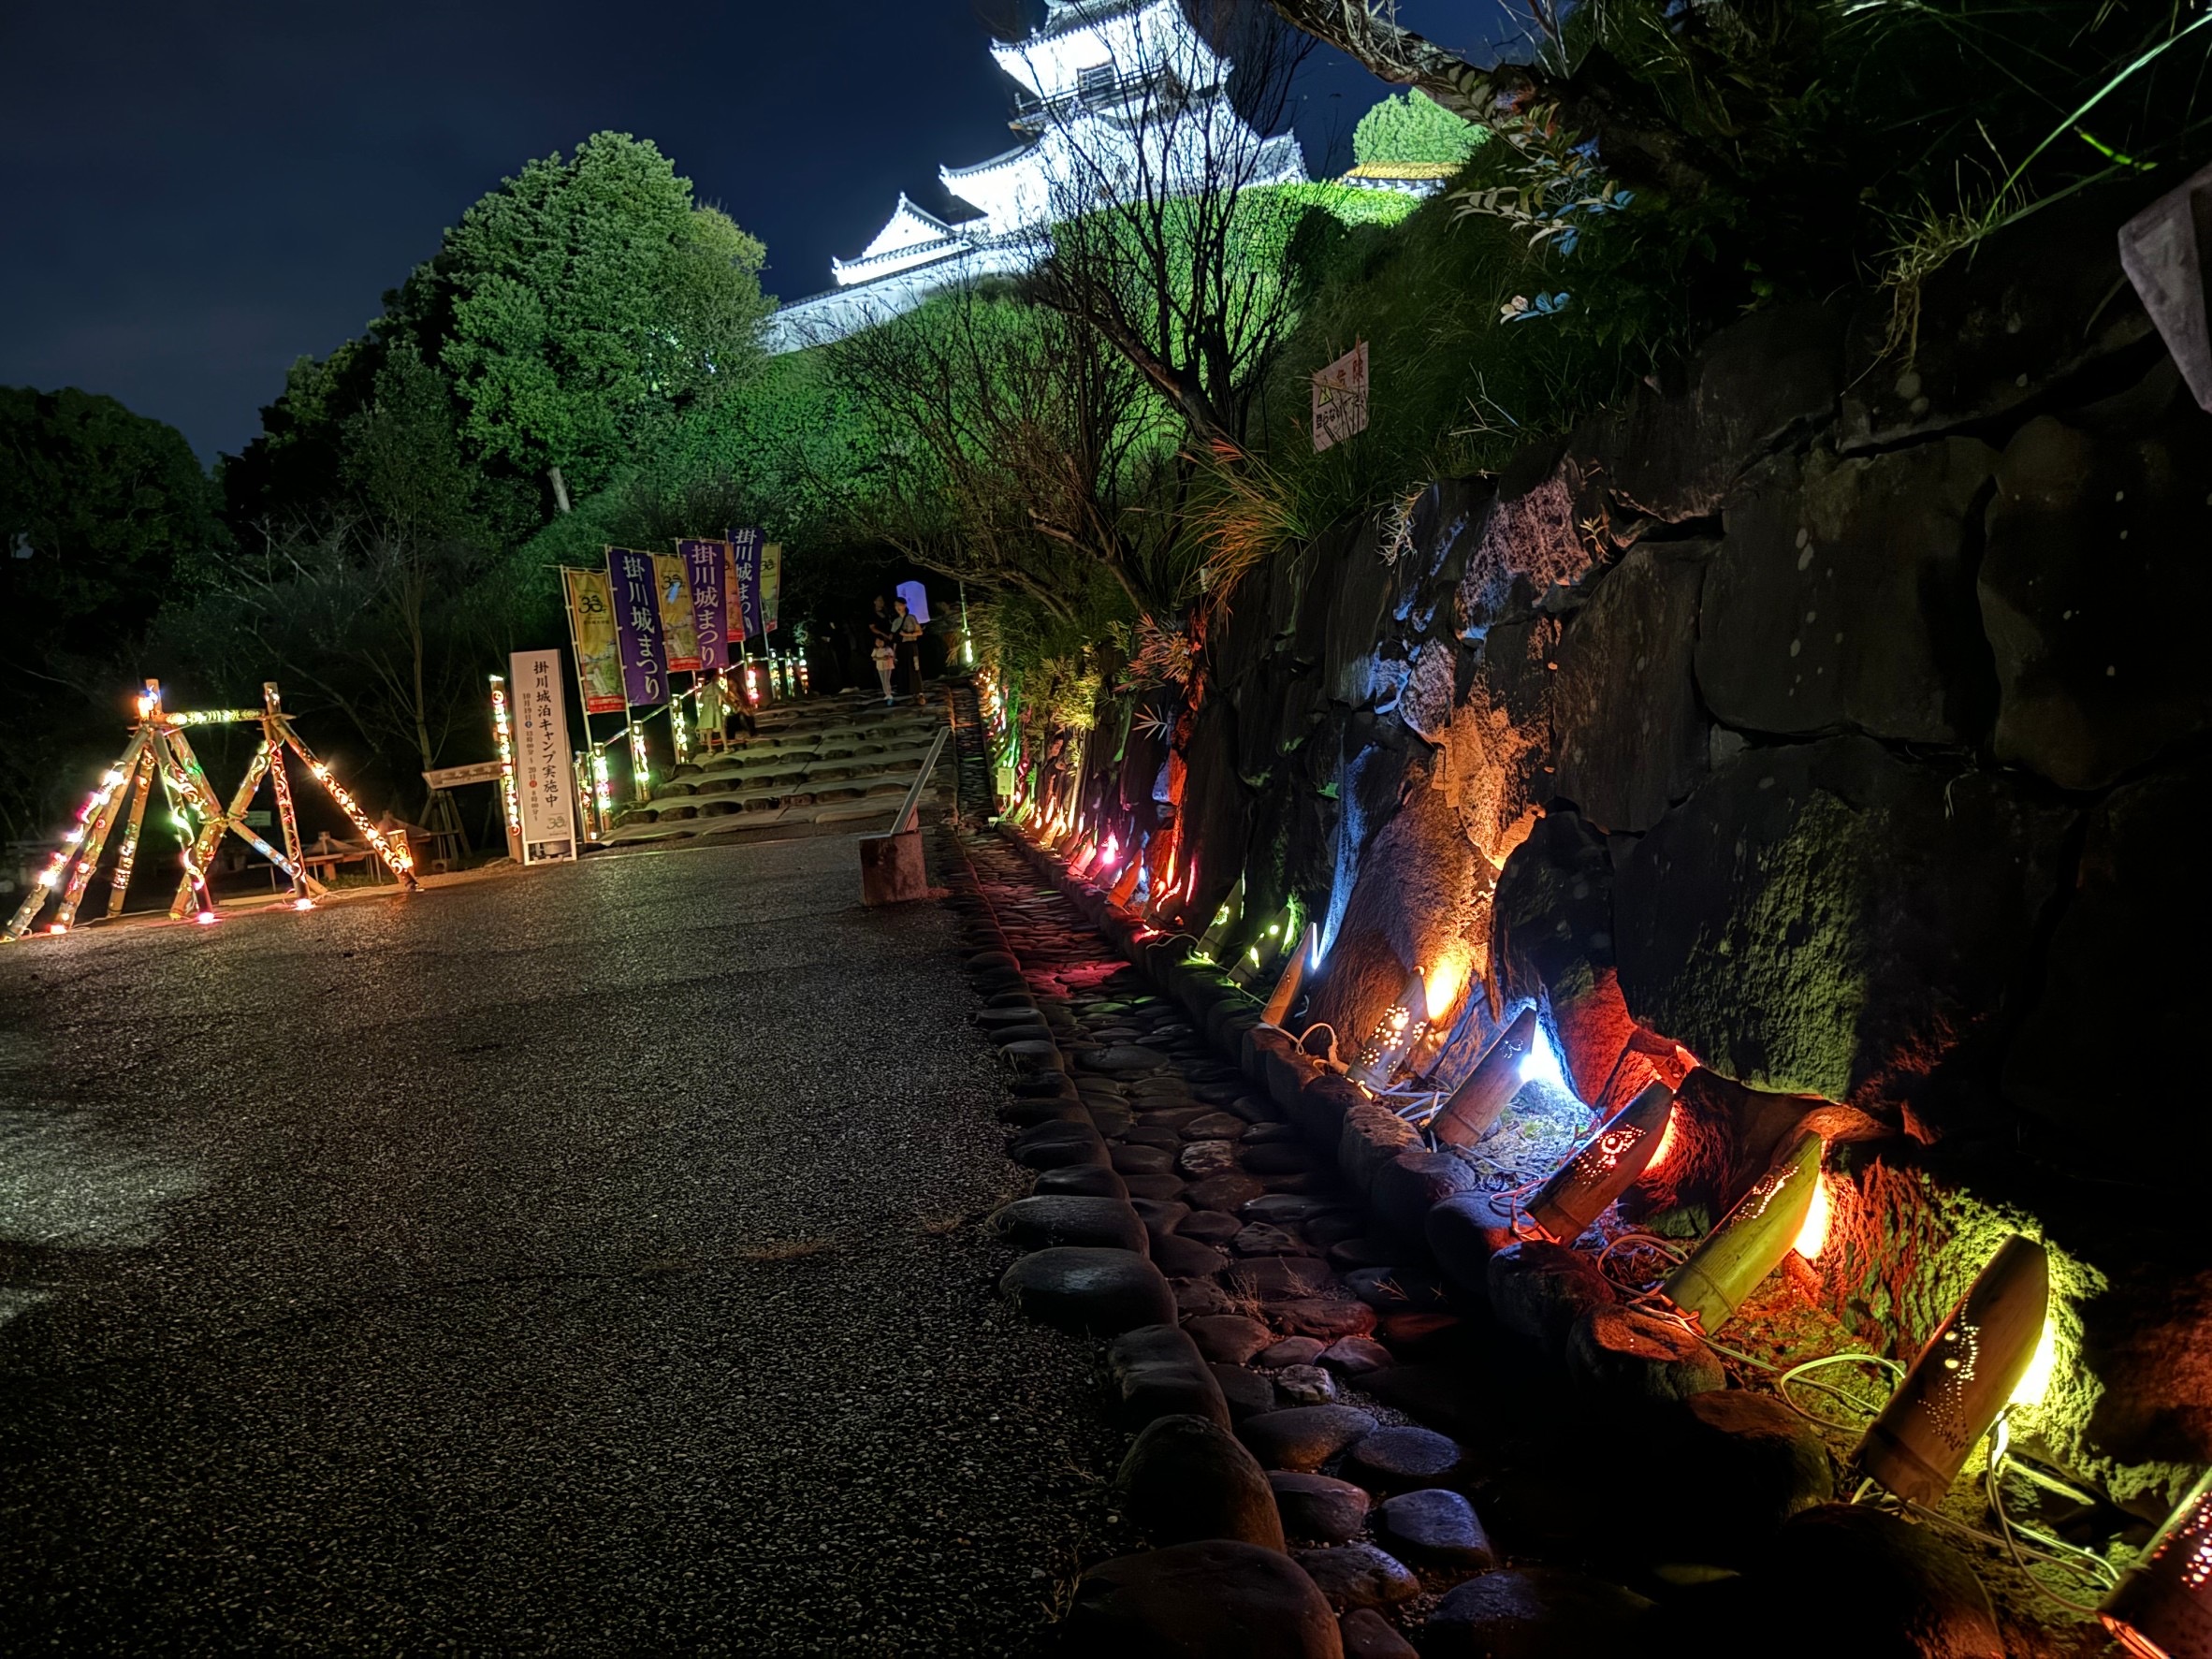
[680,538,728,673]
[652,551,702,672]
[561,567,627,713]
[725,527,764,641]
[606,546,667,707]
[512,649,577,865]
[759,541,782,634]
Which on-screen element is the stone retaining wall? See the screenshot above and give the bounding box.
[1021,202,2212,1529]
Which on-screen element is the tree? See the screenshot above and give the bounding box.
[0,387,224,837]
[827,286,1175,619]
[437,132,775,513]
[1353,88,1482,166]
[1021,0,1314,451]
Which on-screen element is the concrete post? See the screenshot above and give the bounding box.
[860,827,928,906]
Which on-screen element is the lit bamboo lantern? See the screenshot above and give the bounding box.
[2102,1466,2212,1659]
[1260,923,1317,1027]
[1230,904,1295,987]
[1346,968,1432,1090]
[1525,1081,1676,1243]
[1661,1130,1823,1335]
[1432,1005,1538,1147]
[1196,878,1244,961]
[1856,1234,2051,1508]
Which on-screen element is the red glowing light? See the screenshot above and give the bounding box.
[291,897,315,911]
[1646,1106,1681,1171]
[195,910,218,926]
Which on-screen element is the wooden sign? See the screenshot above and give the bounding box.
[1313,340,1369,452]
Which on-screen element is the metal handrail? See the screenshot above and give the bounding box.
[891,724,953,835]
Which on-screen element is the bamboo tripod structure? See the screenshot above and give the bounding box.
[5,680,417,943]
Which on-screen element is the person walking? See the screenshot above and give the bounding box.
[890,595,925,702]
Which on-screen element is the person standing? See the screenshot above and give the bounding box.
[891,595,925,702]
[867,595,897,703]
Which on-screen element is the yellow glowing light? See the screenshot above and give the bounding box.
[1793,1171,1833,1261]
[2011,1306,2059,1407]
[1424,951,1473,1022]
[1647,1106,1682,1171]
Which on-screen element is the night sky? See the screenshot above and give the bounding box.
[1,1,1512,462]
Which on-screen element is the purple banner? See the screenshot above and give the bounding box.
[725,526,764,641]
[680,538,728,674]
[606,546,666,707]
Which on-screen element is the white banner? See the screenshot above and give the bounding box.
[511,649,577,865]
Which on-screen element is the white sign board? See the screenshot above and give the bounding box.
[511,649,577,865]
[1312,340,1370,453]
[422,760,509,789]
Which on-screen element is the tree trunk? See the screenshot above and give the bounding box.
[547,465,572,515]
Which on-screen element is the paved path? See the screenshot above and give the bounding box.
[0,837,1120,1653]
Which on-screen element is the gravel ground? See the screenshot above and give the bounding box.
[0,837,1125,1654]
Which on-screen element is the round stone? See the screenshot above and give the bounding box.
[1564,1305,1726,1400]
[999,1247,1174,1335]
[1422,1568,1654,1656]
[1079,1043,1171,1074]
[1151,1234,1230,1279]
[1344,1425,1465,1491]
[1292,1543,1419,1610]
[1273,1363,1338,1405]
[1375,1488,1495,1568]
[989,1194,1147,1254]
[1255,1336,1328,1369]
[1269,1471,1371,1543]
[1185,1314,1275,1365]
[1178,1140,1242,1179]
[1238,1404,1376,1472]
[1060,1540,1340,1658]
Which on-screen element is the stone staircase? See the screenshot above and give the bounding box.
[596,691,953,851]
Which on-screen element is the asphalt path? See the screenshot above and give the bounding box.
[0,838,1122,1654]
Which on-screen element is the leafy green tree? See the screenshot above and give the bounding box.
[0,387,225,835]
[1353,89,1483,166]
[437,132,775,513]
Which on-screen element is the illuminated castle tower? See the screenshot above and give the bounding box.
[766,0,1305,349]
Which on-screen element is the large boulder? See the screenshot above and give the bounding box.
[1118,1412,1286,1550]
[2005,759,2212,1180]
[1697,439,1999,745]
[1552,539,1712,833]
[1732,1504,2002,1659]
[1591,302,1843,522]
[1615,736,2072,1111]
[1837,190,2156,453]
[1487,1241,1616,1352]
[1060,1539,1344,1658]
[1564,1304,1726,1400]
[1978,365,2212,789]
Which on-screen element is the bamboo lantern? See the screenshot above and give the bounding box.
[1346,968,1432,1089]
[1230,904,1295,987]
[1107,855,1142,909]
[1856,1234,2051,1508]
[1525,1081,1676,1243]
[1196,877,1244,961]
[2102,1466,2212,1659]
[1432,1005,1539,1147]
[1661,1130,1824,1335]
[1260,923,1317,1028]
